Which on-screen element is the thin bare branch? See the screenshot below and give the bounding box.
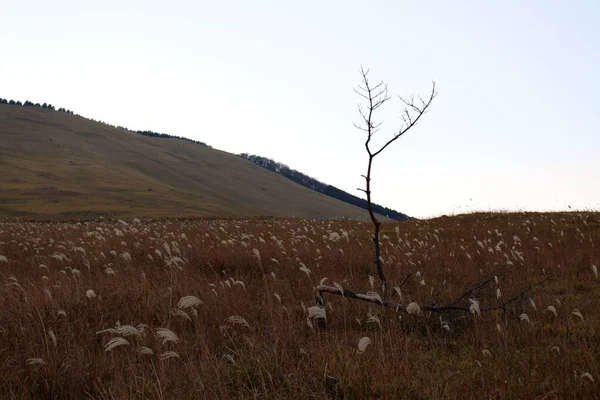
[397,273,412,290]
[372,81,436,157]
[353,122,369,132]
[353,88,371,101]
[448,269,508,307]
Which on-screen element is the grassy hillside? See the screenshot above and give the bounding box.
[0,105,372,219]
[240,153,410,220]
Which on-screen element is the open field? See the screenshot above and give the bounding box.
[1,212,599,399]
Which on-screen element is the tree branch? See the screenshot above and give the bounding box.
[372,81,436,158]
[317,275,551,317]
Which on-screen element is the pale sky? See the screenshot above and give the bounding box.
[1,1,599,218]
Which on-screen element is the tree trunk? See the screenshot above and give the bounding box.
[365,155,386,296]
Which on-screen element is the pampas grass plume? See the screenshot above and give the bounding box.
[105,337,130,352]
[307,306,326,320]
[366,291,383,304]
[393,285,403,301]
[160,351,180,360]
[469,298,481,316]
[366,313,382,329]
[226,316,250,328]
[177,295,203,309]
[581,372,595,382]
[519,313,531,324]
[299,265,311,276]
[529,298,537,311]
[138,347,154,355]
[357,337,372,354]
[406,302,421,315]
[156,328,179,345]
[252,248,261,262]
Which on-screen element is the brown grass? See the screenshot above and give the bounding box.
[0,211,598,399]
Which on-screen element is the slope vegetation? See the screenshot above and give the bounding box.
[0,105,371,219]
[240,153,410,220]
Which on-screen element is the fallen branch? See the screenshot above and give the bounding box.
[317,284,402,308]
[448,269,511,307]
[316,275,551,317]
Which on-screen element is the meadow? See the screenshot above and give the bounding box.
[0,212,598,399]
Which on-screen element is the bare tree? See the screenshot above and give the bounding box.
[353,67,436,298]
[313,69,553,327]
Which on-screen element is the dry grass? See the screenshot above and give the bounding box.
[0,212,598,399]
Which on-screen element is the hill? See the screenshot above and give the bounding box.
[239,153,410,220]
[0,103,375,220]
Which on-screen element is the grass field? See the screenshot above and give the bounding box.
[0,105,371,220]
[1,212,598,399]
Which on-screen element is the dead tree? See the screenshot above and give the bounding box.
[312,69,552,327]
[353,67,436,298]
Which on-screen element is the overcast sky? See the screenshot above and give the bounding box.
[1,1,598,218]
